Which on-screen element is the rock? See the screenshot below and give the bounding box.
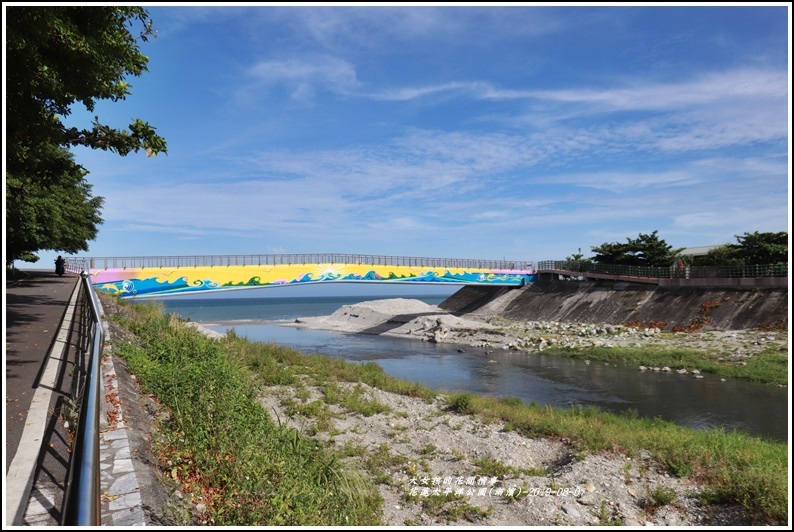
[562,504,580,517]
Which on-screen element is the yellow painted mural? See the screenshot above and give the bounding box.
[90,262,536,297]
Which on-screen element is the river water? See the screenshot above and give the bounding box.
[147,291,789,442]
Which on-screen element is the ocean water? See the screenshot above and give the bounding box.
[142,291,788,442]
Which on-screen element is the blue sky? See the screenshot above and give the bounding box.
[8,3,792,273]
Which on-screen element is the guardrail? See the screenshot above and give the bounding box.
[61,271,105,526]
[65,253,536,271]
[536,260,789,279]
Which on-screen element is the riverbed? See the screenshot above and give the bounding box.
[154,293,789,442]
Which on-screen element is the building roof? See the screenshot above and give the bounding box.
[679,245,725,256]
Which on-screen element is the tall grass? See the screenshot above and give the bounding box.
[112,301,382,526]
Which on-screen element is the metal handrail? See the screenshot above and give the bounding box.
[65,253,536,272]
[536,260,789,279]
[61,271,105,526]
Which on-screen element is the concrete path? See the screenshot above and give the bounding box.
[5,270,145,526]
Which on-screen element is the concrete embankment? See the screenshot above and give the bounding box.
[440,281,788,331]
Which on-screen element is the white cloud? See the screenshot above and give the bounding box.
[233,55,360,104]
[527,69,786,111]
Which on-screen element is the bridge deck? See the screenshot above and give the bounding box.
[541,269,660,284]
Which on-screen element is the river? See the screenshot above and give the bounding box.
[146,290,789,442]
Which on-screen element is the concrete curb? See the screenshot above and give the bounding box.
[97,299,146,526]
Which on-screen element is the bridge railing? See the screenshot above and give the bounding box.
[536,260,789,279]
[67,254,535,272]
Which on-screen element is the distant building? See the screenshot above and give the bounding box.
[678,245,725,257]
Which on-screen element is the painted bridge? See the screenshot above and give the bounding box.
[65,253,537,298]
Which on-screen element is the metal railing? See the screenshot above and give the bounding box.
[61,271,105,526]
[536,260,789,279]
[66,253,536,271]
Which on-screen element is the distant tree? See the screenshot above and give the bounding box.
[5,6,166,264]
[589,240,632,264]
[734,231,788,264]
[564,251,593,268]
[590,231,682,267]
[565,250,590,263]
[689,244,740,267]
[693,231,788,266]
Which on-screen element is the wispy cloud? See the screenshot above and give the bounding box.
[241,55,360,102]
[528,69,786,109]
[279,6,568,52]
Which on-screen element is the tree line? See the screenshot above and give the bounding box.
[6,6,167,265]
[566,230,788,267]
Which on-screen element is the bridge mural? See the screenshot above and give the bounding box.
[70,254,536,298]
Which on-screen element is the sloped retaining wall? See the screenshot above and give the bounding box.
[440,281,788,331]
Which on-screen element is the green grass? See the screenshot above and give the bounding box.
[104,295,788,526]
[110,300,382,526]
[442,395,788,525]
[446,392,475,414]
[6,267,30,283]
[540,344,788,385]
[401,491,493,523]
[472,456,547,479]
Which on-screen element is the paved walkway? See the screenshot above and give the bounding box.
[5,270,144,526]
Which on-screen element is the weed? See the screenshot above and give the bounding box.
[503,482,530,502]
[450,449,466,461]
[642,486,678,515]
[650,486,677,506]
[404,491,493,523]
[595,500,622,526]
[472,456,519,479]
[446,392,474,414]
[418,443,437,455]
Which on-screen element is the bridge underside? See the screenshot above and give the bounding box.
[90,263,537,298]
